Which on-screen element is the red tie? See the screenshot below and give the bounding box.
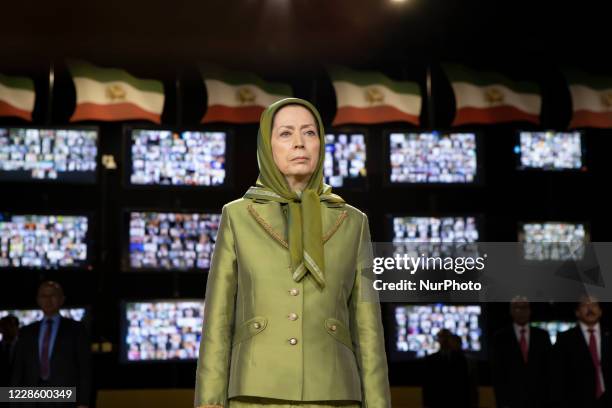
[40,319,52,380]
[588,328,604,399]
[519,328,528,363]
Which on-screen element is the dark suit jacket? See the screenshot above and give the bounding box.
[422,350,479,408]
[491,325,552,408]
[10,317,91,406]
[0,339,17,386]
[552,325,612,408]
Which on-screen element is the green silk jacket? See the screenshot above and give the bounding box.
[194,197,391,408]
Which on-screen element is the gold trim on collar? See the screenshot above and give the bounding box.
[323,210,348,243]
[247,204,289,248]
[247,204,348,248]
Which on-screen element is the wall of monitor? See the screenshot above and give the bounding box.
[0,64,610,389]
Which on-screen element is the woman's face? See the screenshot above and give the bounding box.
[271,105,320,185]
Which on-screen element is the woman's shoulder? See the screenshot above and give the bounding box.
[336,202,368,223]
[221,197,280,217]
[221,197,250,214]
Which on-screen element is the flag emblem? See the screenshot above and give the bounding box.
[106,84,127,102]
[237,87,256,104]
[600,91,612,109]
[365,87,385,105]
[485,87,505,104]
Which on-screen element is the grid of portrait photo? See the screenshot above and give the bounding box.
[0,214,89,268]
[518,131,583,170]
[391,216,480,258]
[519,222,587,261]
[394,304,482,358]
[128,212,220,270]
[389,132,477,183]
[130,129,226,186]
[393,216,480,243]
[124,301,203,361]
[0,128,98,182]
[323,133,367,188]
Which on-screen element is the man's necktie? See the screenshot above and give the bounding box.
[40,319,52,380]
[519,328,528,363]
[588,328,604,399]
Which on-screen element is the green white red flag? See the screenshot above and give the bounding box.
[200,64,293,124]
[0,73,35,121]
[328,65,421,126]
[564,69,612,128]
[68,59,165,123]
[444,64,541,126]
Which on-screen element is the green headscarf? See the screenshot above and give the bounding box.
[244,97,345,289]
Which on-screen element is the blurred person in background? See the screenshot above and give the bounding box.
[422,329,478,408]
[553,295,612,408]
[491,296,552,408]
[0,314,20,386]
[10,281,91,408]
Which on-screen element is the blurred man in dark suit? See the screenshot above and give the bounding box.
[10,281,91,408]
[553,295,611,408]
[422,329,479,408]
[491,296,553,408]
[0,315,19,386]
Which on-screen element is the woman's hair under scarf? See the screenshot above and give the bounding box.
[243,97,345,289]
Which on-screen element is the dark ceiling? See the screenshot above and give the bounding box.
[0,0,608,71]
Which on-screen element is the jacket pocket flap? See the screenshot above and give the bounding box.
[233,316,268,345]
[324,317,354,352]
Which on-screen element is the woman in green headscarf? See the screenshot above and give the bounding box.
[195,98,391,408]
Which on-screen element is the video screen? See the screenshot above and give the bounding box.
[388,131,478,183]
[122,300,203,362]
[0,127,98,183]
[0,308,87,341]
[323,132,367,188]
[392,216,480,243]
[0,214,89,269]
[393,304,483,359]
[129,129,227,186]
[390,216,480,258]
[519,222,588,261]
[516,131,584,170]
[531,321,576,345]
[127,211,220,271]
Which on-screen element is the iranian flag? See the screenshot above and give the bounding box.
[201,64,292,123]
[565,69,612,128]
[445,64,541,126]
[68,59,165,123]
[0,73,35,121]
[329,65,421,126]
